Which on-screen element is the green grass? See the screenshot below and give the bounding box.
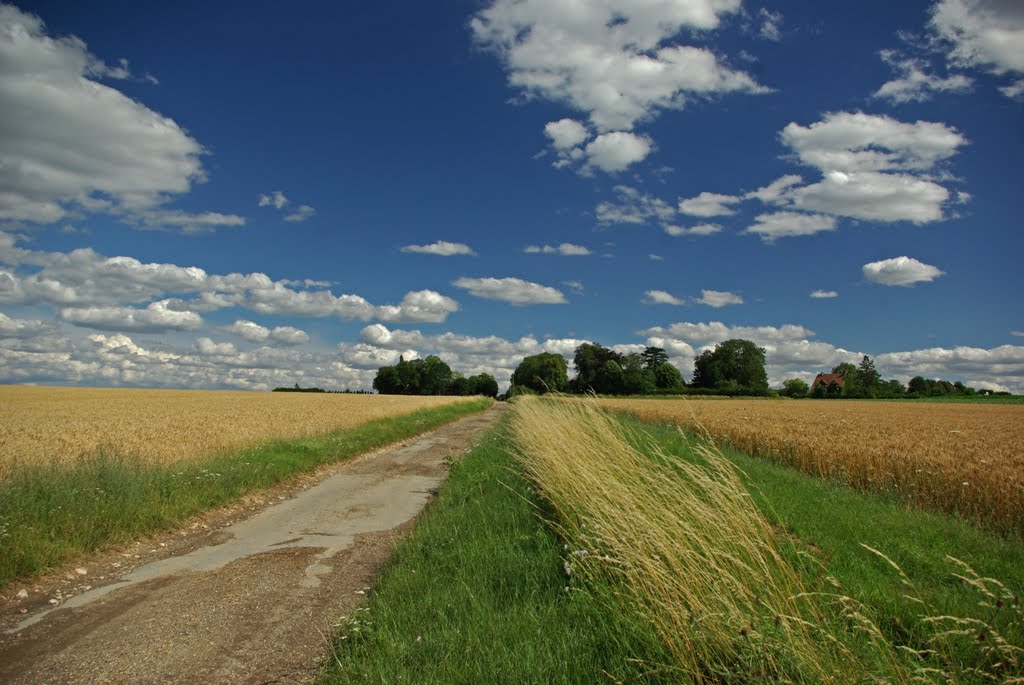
[320,421,671,685]
[0,398,491,588]
[901,394,1024,404]
[318,406,1023,683]
[616,413,1024,651]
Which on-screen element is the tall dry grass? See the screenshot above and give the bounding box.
[509,396,887,681]
[599,398,1024,536]
[509,396,1024,683]
[0,386,477,476]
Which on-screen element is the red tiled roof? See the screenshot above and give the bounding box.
[811,372,845,388]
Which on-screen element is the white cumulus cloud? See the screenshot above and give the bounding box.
[679,191,741,217]
[0,231,460,324]
[728,113,969,230]
[452,277,567,305]
[583,131,653,173]
[284,204,316,223]
[810,290,839,299]
[744,175,804,204]
[258,189,315,223]
[0,312,49,337]
[0,6,241,229]
[643,290,685,305]
[780,112,966,174]
[196,337,238,356]
[227,319,271,342]
[544,118,589,149]
[791,171,951,224]
[745,212,838,241]
[877,344,1024,390]
[664,223,723,237]
[58,299,203,332]
[375,290,461,324]
[401,241,477,256]
[874,50,973,103]
[596,185,676,226]
[862,256,945,286]
[258,191,288,209]
[930,0,1024,83]
[695,289,743,308]
[872,0,1023,103]
[471,0,765,133]
[524,243,591,256]
[269,326,309,345]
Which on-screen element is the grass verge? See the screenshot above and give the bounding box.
[323,398,1023,683]
[510,398,1023,682]
[611,409,1024,680]
[320,418,671,685]
[904,395,1024,404]
[0,398,491,588]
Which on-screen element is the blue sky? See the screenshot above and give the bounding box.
[1,0,1022,392]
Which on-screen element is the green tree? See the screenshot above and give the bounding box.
[419,355,453,395]
[621,353,656,395]
[831,360,856,376]
[394,356,423,394]
[653,362,684,391]
[594,359,626,394]
[372,365,403,394]
[448,373,472,396]
[640,346,669,371]
[831,361,864,398]
[781,378,809,398]
[511,353,568,394]
[881,379,906,398]
[857,355,882,397]
[692,339,769,395]
[811,380,827,399]
[468,373,499,398]
[570,343,623,393]
[908,375,928,395]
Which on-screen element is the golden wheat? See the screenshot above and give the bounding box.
[597,398,1024,535]
[0,386,478,475]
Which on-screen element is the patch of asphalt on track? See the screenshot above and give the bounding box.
[0,403,508,684]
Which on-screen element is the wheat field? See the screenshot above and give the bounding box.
[598,398,1024,535]
[0,386,477,475]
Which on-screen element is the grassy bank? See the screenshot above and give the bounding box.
[321,419,670,684]
[323,398,1022,682]
[0,398,491,587]
[904,394,1024,404]
[618,413,1024,651]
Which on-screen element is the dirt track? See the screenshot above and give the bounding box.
[0,403,507,684]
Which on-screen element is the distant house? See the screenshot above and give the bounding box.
[811,373,845,391]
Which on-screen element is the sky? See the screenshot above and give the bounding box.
[1,0,1022,393]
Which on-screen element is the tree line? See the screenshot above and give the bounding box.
[508,339,770,397]
[372,355,499,398]
[513,340,994,400]
[510,343,687,396]
[272,384,371,394]
[781,356,991,399]
[370,339,997,400]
